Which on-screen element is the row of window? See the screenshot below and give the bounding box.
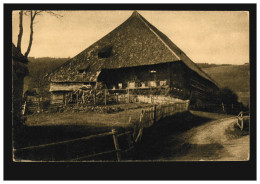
[112,80,167,89]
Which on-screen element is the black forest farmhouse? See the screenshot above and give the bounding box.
[48,11,219,105]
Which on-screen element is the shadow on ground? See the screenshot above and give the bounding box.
[131,111,215,160]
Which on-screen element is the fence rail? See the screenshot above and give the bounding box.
[139,101,190,128]
[17,100,190,161]
[132,101,190,142]
[15,129,134,161]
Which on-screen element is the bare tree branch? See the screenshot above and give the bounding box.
[45,11,63,19]
[24,11,34,58]
[17,10,23,52]
[18,10,63,58]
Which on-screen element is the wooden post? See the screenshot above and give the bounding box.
[241,117,244,130]
[65,93,67,107]
[222,102,225,113]
[76,92,79,106]
[104,89,107,105]
[94,90,96,105]
[127,88,130,103]
[112,129,121,161]
[154,105,157,123]
[82,91,85,105]
[241,112,244,130]
[37,97,40,113]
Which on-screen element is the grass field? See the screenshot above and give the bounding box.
[25,103,154,127]
[201,64,250,92]
[15,104,153,150]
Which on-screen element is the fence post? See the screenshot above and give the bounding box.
[154,105,157,123]
[76,92,79,106]
[112,129,121,161]
[37,97,40,113]
[222,102,225,113]
[127,88,130,103]
[65,93,68,107]
[104,89,107,105]
[94,90,96,105]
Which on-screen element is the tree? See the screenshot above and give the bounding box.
[217,87,239,114]
[218,87,238,105]
[16,10,62,58]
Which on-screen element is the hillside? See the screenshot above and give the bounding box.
[197,63,250,92]
[23,57,69,94]
[197,63,250,107]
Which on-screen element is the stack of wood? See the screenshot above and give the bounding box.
[26,101,40,114]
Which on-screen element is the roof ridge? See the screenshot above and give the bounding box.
[135,13,218,86]
[135,12,181,60]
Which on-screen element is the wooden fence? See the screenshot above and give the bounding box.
[17,99,190,161]
[47,87,185,106]
[14,129,134,161]
[138,101,190,128]
[236,111,250,131]
[132,101,190,142]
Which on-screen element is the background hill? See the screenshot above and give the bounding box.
[23,58,250,107]
[197,63,250,92]
[24,57,69,95]
[197,63,250,107]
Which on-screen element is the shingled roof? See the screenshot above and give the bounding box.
[49,11,217,86]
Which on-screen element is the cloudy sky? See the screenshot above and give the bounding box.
[12,10,249,64]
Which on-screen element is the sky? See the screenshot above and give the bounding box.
[12,10,249,64]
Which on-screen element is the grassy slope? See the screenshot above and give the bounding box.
[26,107,142,127]
[198,64,250,106]
[24,57,69,93]
[199,64,250,92]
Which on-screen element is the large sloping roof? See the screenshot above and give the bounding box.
[49,11,217,86]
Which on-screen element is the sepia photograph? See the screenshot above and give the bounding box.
[5,4,256,180]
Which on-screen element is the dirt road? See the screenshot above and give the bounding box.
[132,111,250,161]
[157,117,250,161]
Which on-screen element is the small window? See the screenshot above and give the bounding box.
[160,80,167,86]
[150,70,156,73]
[98,46,113,58]
[141,82,146,88]
[78,66,90,74]
[78,70,84,74]
[150,81,156,87]
[118,83,122,89]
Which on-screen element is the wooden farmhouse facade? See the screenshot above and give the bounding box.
[48,11,218,105]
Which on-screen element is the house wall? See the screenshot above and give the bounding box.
[50,82,87,92]
[98,61,218,103]
[51,92,65,104]
[49,61,218,105]
[98,62,174,89]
